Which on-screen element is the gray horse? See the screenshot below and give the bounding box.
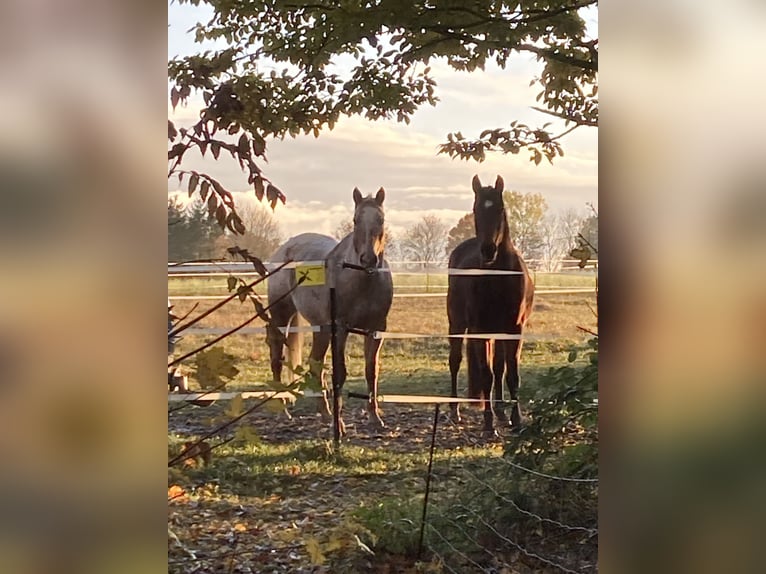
[267,187,393,432]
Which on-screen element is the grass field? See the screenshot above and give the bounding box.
[169,286,597,394]
[168,274,598,572]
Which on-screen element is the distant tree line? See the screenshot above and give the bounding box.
[392,192,598,270]
[168,197,282,263]
[169,192,596,269]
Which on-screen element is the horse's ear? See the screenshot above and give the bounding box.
[353,187,363,205]
[375,187,385,205]
[472,175,482,194]
[494,176,504,193]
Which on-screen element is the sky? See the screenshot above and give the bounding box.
[168,2,598,238]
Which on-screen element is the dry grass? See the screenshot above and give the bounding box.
[170,284,597,395]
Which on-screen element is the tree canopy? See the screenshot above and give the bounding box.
[169,0,597,230]
[168,197,225,262]
[503,189,547,259]
[446,212,475,256]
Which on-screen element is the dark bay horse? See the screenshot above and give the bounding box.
[267,187,393,432]
[447,175,535,435]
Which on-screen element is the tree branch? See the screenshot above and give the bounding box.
[530,106,597,127]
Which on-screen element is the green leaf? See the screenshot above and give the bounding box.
[567,350,578,363]
[225,393,244,417]
[234,425,260,446]
[226,276,237,292]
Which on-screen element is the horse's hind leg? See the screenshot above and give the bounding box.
[268,299,297,383]
[448,336,464,422]
[505,339,524,429]
[309,330,332,422]
[364,335,385,430]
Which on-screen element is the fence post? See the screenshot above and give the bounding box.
[418,403,441,558]
[329,285,342,450]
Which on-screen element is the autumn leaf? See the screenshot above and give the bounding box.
[168,485,187,503]
[304,536,326,565]
[264,398,288,415]
[193,347,240,390]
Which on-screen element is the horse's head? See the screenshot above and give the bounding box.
[472,175,507,265]
[352,187,386,269]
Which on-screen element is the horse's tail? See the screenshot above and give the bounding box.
[286,314,304,380]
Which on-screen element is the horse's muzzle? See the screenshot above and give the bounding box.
[359,251,380,271]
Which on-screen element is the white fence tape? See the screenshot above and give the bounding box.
[169,288,595,301]
[180,326,533,341]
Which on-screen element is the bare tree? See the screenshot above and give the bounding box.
[559,207,587,252]
[538,214,570,271]
[215,201,283,260]
[333,218,354,240]
[400,215,449,269]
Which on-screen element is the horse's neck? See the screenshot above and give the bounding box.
[330,234,370,267]
[498,215,513,252]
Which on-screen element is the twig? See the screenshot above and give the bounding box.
[168,257,229,267]
[168,383,299,467]
[171,302,200,326]
[168,273,305,368]
[169,436,235,468]
[576,233,598,254]
[169,259,292,338]
[576,325,598,337]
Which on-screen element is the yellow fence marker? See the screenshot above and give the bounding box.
[296,264,325,286]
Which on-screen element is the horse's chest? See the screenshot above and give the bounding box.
[468,278,522,328]
[337,276,393,329]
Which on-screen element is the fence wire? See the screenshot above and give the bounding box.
[421,417,598,574]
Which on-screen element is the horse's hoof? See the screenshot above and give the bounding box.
[448,409,462,424]
[368,415,386,432]
[482,428,499,439]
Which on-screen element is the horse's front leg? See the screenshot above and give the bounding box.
[505,339,524,429]
[491,339,509,424]
[448,336,463,422]
[492,340,508,425]
[331,329,349,435]
[363,335,385,430]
